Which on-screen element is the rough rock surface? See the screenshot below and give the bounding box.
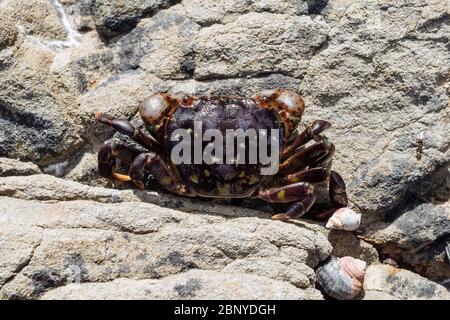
[41,270,322,300]
[0,0,449,299]
[0,158,41,177]
[363,264,450,300]
[364,202,450,287]
[1,0,67,41]
[0,174,331,299]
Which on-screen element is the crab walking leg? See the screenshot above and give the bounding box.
[329,170,348,208]
[97,142,141,182]
[281,120,331,160]
[129,153,194,195]
[278,139,334,175]
[257,182,316,221]
[258,182,314,203]
[272,193,317,221]
[95,112,160,153]
[128,153,154,189]
[309,142,335,170]
[279,167,329,185]
[313,170,350,220]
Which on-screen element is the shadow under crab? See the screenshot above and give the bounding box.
[95,89,351,222]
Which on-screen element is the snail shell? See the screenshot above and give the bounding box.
[316,256,366,300]
[325,207,361,231]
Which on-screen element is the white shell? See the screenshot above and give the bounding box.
[316,256,366,300]
[325,207,361,231]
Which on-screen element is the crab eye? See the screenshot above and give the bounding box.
[258,89,279,101]
[276,90,305,117]
[139,94,169,126]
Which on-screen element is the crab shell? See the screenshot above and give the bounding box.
[139,90,304,198]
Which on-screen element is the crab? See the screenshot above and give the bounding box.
[95,89,349,221]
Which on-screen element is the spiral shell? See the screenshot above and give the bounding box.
[325,208,361,231]
[316,256,366,300]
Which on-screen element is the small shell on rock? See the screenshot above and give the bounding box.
[316,256,366,300]
[325,207,361,231]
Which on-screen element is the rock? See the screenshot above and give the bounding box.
[365,202,450,251]
[89,0,176,40]
[410,165,450,204]
[300,0,450,220]
[1,0,450,300]
[1,0,67,41]
[64,150,106,186]
[222,257,315,289]
[48,32,113,93]
[59,0,96,32]
[0,225,42,289]
[0,174,126,202]
[0,174,331,299]
[183,0,313,26]
[326,230,379,265]
[0,13,18,49]
[0,158,41,176]
[111,5,200,79]
[363,264,450,300]
[193,12,328,79]
[41,270,322,300]
[0,38,85,166]
[363,202,450,288]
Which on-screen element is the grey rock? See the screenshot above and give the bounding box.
[365,202,450,250]
[0,39,85,166]
[410,165,450,204]
[222,257,315,289]
[111,5,200,79]
[363,202,450,286]
[0,224,42,289]
[1,0,67,41]
[192,12,328,79]
[325,230,379,265]
[300,0,450,220]
[0,174,331,299]
[1,0,450,300]
[89,0,176,40]
[40,270,322,300]
[363,264,450,300]
[183,0,311,26]
[59,0,96,32]
[0,13,18,49]
[0,158,41,177]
